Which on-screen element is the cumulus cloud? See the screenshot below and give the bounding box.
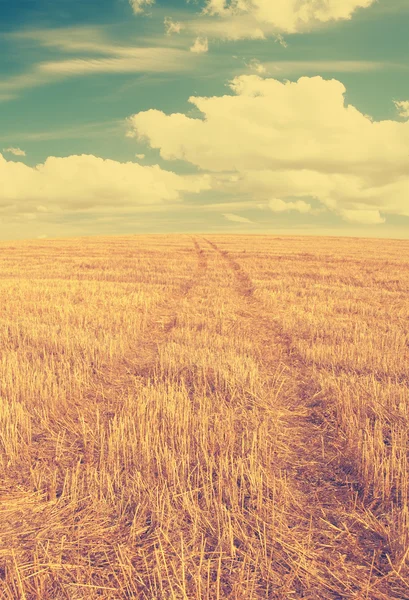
[129,0,155,14]
[3,147,26,156]
[185,0,376,40]
[0,153,210,215]
[190,37,209,53]
[165,17,185,35]
[128,74,409,225]
[224,213,253,223]
[247,59,267,74]
[269,199,312,213]
[395,100,409,119]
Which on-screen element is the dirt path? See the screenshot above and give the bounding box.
[2,237,408,598]
[203,238,407,599]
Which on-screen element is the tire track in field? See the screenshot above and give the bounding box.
[19,238,209,489]
[0,239,210,595]
[205,238,254,297]
[203,237,406,600]
[87,236,208,395]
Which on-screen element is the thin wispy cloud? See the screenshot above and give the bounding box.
[204,201,265,211]
[253,60,401,75]
[10,25,191,53]
[0,47,197,96]
[269,199,312,214]
[3,147,26,157]
[224,213,254,223]
[40,51,195,76]
[0,120,123,143]
[0,25,205,98]
[10,26,116,55]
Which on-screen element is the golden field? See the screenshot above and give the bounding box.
[0,234,408,599]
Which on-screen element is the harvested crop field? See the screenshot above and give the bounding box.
[0,234,409,599]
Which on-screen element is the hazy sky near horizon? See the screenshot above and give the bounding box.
[1,0,408,240]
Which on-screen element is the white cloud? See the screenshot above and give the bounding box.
[1,29,197,96]
[339,208,385,225]
[261,60,395,75]
[269,198,312,213]
[0,154,210,215]
[223,213,253,223]
[395,100,409,119]
[11,26,118,55]
[188,17,266,41]
[246,58,389,79]
[0,120,123,143]
[165,17,185,35]
[128,74,409,225]
[274,34,288,48]
[129,0,155,15]
[135,153,146,159]
[248,59,267,74]
[190,37,209,54]
[3,147,26,157]
[184,0,376,40]
[39,49,195,76]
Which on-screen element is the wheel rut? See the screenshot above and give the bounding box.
[2,237,408,598]
[4,238,209,496]
[0,238,212,598]
[205,238,254,297]
[203,237,407,599]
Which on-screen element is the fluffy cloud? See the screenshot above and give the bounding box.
[165,17,185,35]
[248,59,267,74]
[3,147,26,156]
[129,0,155,15]
[0,154,210,215]
[395,100,409,119]
[187,0,376,40]
[128,74,409,224]
[190,37,209,54]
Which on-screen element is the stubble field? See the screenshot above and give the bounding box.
[0,234,408,599]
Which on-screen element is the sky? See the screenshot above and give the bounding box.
[0,0,408,240]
